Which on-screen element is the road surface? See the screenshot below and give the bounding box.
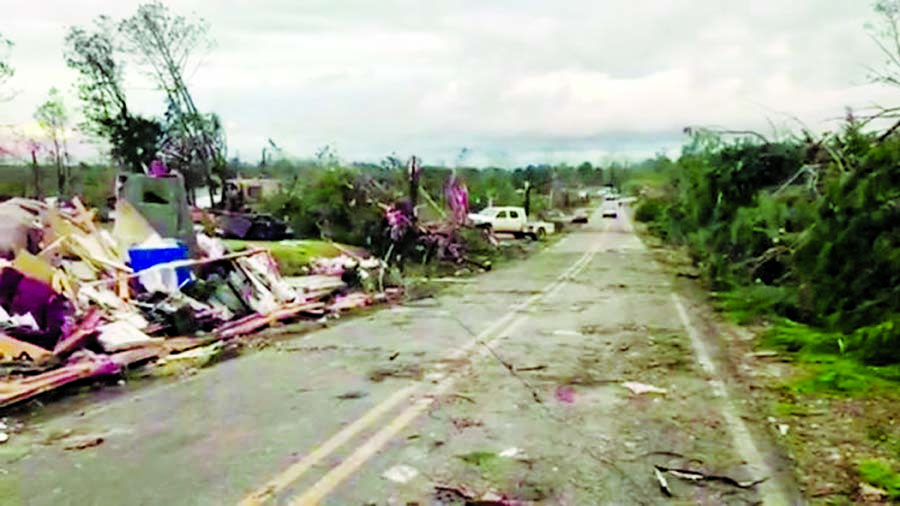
[0,208,799,505]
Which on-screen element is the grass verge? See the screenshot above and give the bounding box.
[223,239,355,276]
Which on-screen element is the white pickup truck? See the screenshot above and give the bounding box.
[468,206,554,240]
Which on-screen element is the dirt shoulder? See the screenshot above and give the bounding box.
[637,225,900,505]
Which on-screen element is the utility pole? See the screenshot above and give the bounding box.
[408,156,421,221]
[523,180,533,217]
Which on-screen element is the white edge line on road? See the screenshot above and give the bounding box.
[672,293,790,506]
[241,219,604,505]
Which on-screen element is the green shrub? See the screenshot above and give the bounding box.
[760,317,843,355]
[852,318,900,366]
[634,197,666,223]
[858,460,900,499]
[715,285,798,325]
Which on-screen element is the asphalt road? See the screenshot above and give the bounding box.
[0,208,798,505]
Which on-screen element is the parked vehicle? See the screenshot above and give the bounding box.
[468,206,553,240]
[601,197,620,218]
[541,209,588,225]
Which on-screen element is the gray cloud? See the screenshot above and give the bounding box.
[0,0,895,166]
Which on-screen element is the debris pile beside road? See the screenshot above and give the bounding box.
[0,195,401,410]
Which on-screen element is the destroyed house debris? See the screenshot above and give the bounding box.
[0,192,401,409]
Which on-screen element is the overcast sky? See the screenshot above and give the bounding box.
[0,0,897,166]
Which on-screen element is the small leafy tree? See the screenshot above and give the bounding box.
[34,87,70,195]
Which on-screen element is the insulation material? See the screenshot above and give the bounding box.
[96,321,161,353]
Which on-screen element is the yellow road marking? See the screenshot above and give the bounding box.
[287,233,603,504]
[291,393,443,506]
[238,385,417,505]
[243,212,605,505]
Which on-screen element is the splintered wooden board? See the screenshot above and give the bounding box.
[0,361,99,409]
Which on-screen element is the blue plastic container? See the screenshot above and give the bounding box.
[128,244,193,287]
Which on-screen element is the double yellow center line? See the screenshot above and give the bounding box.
[241,219,609,505]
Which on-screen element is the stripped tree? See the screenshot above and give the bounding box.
[869,0,900,140]
[65,18,162,173]
[118,1,224,204]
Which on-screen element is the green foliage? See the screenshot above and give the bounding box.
[634,197,666,223]
[34,87,68,134]
[858,460,900,499]
[637,123,900,365]
[715,285,797,325]
[254,158,604,261]
[761,318,844,355]
[852,318,900,366]
[795,136,900,331]
[77,163,116,210]
[65,18,163,172]
[65,19,129,137]
[223,240,346,276]
[104,114,163,172]
[260,166,388,250]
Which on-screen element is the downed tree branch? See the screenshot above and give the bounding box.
[654,464,767,489]
[654,467,673,497]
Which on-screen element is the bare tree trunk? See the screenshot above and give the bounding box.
[63,139,71,198]
[207,179,215,210]
[31,149,42,199]
[524,184,533,217]
[54,138,63,196]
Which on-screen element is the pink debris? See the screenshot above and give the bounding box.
[386,203,414,241]
[148,159,169,177]
[555,385,575,404]
[445,178,469,224]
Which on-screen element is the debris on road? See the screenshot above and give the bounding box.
[654,464,767,489]
[0,432,7,444]
[451,417,483,431]
[654,466,673,497]
[381,464,420,484]
[63,435,104,451]
[335,390,368,400]
[0,192,404,410]
[554,385,575,404]
[433,484,530,506]
[368,364,424,383]
[622,382,668,395]
[514,365,546,372]
[499,447,524,458]
[859,482,889,502]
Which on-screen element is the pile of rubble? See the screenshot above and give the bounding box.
[0,194,400,410]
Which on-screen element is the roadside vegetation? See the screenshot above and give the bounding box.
[632,122,900,368]
[629,122,900,501]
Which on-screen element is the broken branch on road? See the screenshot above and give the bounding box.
[653,464,767,489]
[514,364,547,372]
